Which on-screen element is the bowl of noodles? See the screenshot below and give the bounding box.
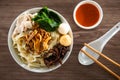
[8,7,73,73]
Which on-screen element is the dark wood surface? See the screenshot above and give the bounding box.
[0,0,120,80]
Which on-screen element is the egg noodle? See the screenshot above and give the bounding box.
[12,13,60,67]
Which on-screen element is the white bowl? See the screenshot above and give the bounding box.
[8,7,73,73]
[73,0,103,29]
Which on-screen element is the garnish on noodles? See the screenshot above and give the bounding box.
[25,28,51,53]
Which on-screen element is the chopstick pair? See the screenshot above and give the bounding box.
[81,43,120,80]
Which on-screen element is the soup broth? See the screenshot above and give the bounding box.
[76,3,100,27]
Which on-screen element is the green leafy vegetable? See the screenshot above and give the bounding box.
[32,7,62,32]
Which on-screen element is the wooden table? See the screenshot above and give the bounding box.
[0,0,120,80]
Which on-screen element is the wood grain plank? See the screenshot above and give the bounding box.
[0,0,120,80]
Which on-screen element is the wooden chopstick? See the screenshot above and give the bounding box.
[84,43,120,68]
[81,49,120,80]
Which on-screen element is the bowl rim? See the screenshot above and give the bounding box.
[73,0,103,29]
[8,7,73,73]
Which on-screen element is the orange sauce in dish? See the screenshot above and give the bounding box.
[76,3,100,27]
